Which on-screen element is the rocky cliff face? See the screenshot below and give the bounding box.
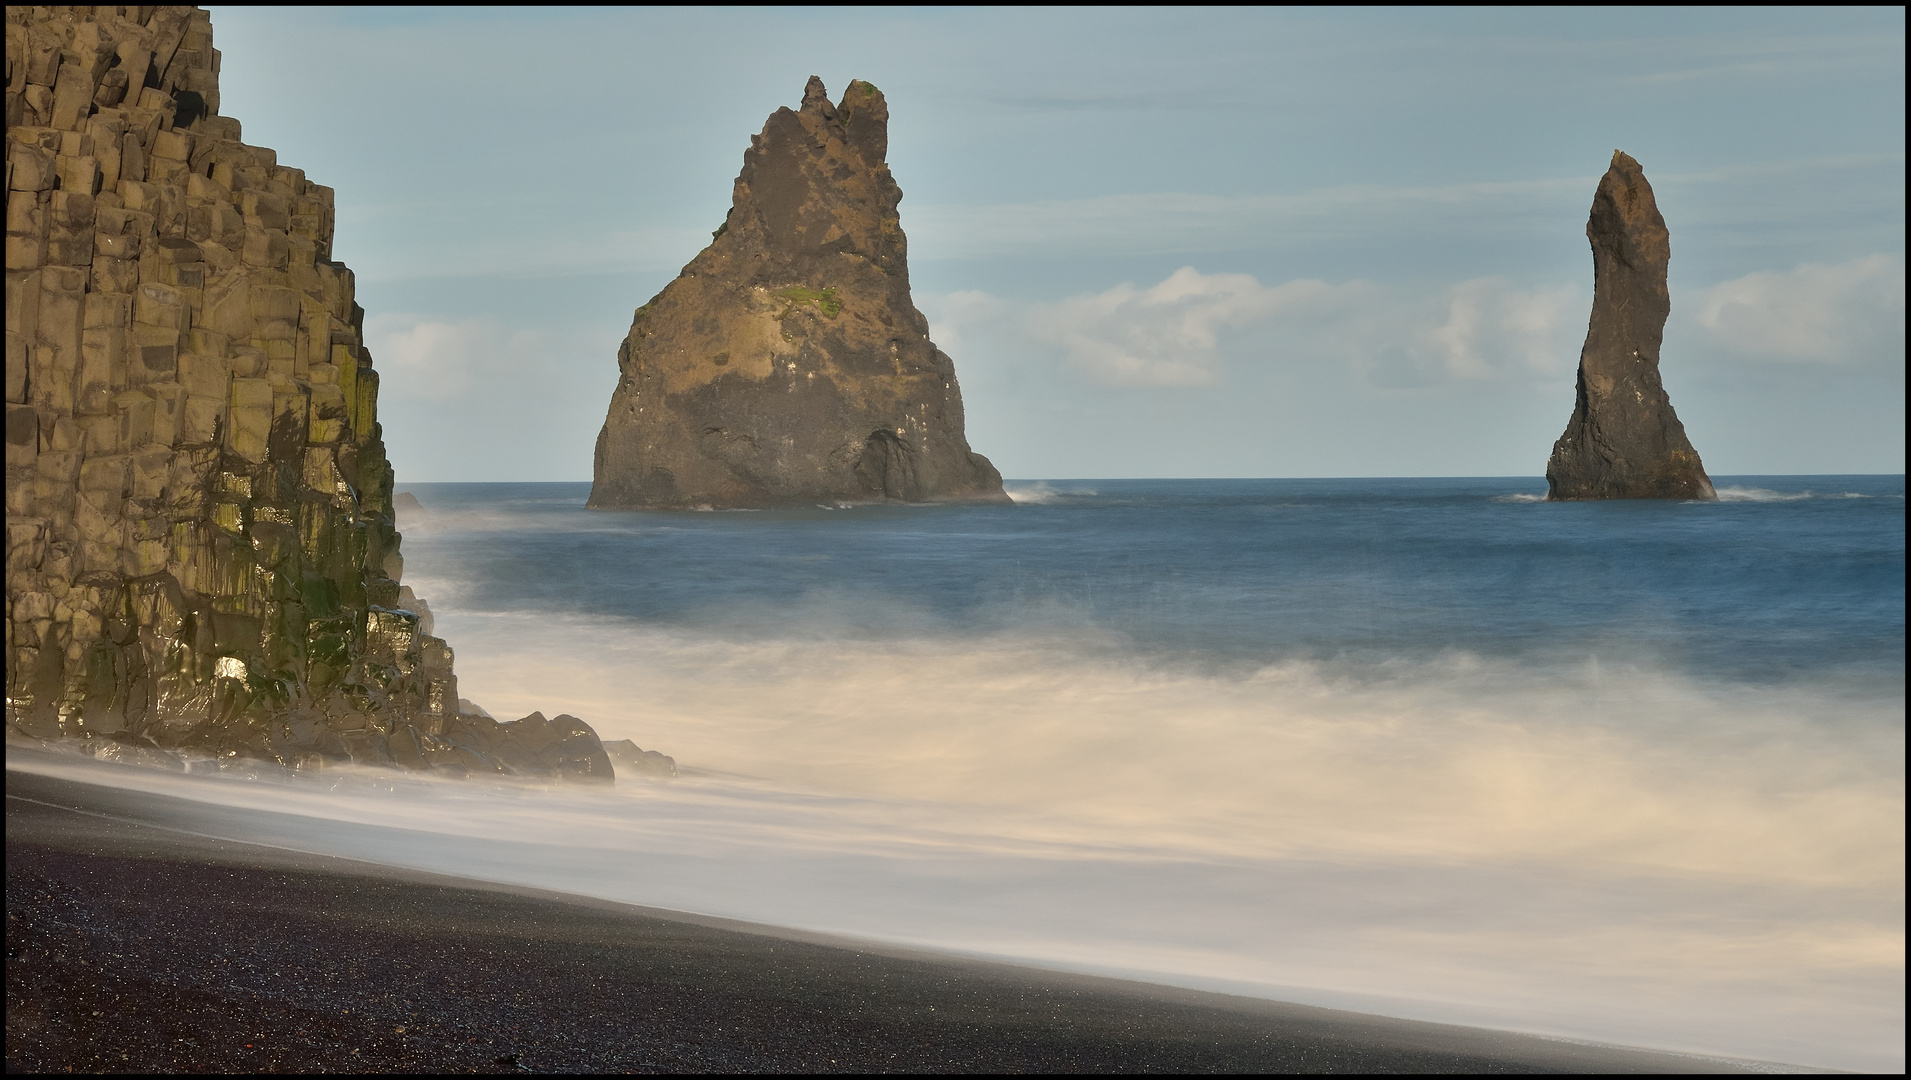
[589,77,1008,510]
[1545,151,1715,501]
[4,5,616,781]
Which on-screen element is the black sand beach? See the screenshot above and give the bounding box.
[6,768,1765,1074]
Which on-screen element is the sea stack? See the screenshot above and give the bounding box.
[4,5,614,781]
[589,77,1009,509]
[1545,152,1714,501]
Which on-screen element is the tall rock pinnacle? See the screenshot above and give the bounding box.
[1545,151,1715,501]
[589,77,1009,509]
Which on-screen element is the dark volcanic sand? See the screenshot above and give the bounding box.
[6,769,1758,1074]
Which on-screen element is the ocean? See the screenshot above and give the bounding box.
[20,476,1905,1069]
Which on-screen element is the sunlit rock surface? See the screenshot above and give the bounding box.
[1545,151,1715,501]
[589,77,1008,509]
[3,5,621,780]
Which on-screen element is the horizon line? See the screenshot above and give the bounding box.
[393,472,1908,485]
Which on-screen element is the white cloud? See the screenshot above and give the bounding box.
[1025,268,1368,387]
[1687,254,1905,365]
[1403,277,1582,383]
[932,268,1584,390]
[364,314,557,400]
[924,290,1014,359]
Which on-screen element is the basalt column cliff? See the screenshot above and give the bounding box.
[590,77,1008,509]
[1545,151,1714,501]
[4,6,617,780]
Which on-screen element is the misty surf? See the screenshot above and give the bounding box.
[18,475,1903,1072]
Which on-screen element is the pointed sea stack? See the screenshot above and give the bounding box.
[589,77,1009,509]
[1545,152,1715,501]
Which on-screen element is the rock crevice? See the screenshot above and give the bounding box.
[1545,151,1714,501]
[589,77,1008,510]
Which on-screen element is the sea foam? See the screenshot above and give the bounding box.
[16,605,1900,1072]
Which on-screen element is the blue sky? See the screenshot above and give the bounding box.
[208,7,1904,480]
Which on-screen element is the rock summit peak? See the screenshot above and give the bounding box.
[589,78,1006,509]
[1545,151,1714,501]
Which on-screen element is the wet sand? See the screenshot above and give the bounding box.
[5,768,1769,1074]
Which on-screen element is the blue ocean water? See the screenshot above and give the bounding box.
[399,475,1905,690]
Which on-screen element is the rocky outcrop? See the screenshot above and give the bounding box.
[1546,151,1714,501]
[4,6,622,781]
[589,77,1008,510]
[603,738,677,779]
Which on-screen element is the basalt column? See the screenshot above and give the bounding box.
[1545,151,1715,501]
[4,5,616,781]
[589,77,1008,509]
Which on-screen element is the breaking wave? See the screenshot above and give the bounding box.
[1714,485,1876,502]
[1005,482,1098,504]
[1490,485,1892,504]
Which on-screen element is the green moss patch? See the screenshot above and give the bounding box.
[776,286,843,319]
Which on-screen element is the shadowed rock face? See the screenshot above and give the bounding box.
[4,5,619,782]
[589,77,1008,509]
[1546,152,1715,501]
